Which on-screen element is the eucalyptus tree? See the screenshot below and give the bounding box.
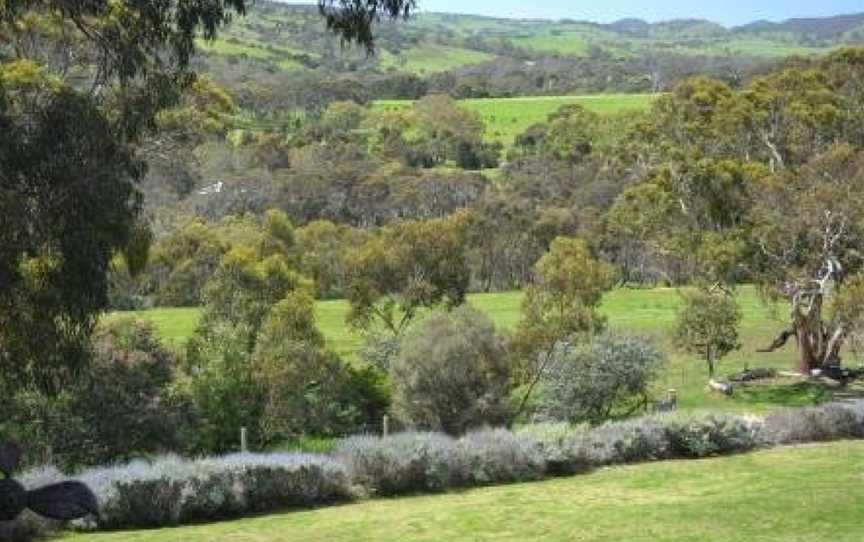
[0,0,414,393]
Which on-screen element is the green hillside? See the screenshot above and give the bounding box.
[196,1,864,78]
[67,441,864,542]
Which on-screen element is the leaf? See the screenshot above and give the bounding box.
[0,443,21,476]
[26,481,98,520]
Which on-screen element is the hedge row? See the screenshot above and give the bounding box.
[10,401,864,534]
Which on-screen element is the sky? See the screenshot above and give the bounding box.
[277,1,864,27]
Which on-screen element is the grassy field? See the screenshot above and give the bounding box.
[374,94,656,145]
[110,286,854,414]
[378,45,496,74]
[65,440,864,542]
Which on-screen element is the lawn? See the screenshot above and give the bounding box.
[110,285,853,414]
[373,94,657,145]
[65,440,864,542]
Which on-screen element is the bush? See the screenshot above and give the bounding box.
[665,414,760,458]
[454,429,545,486]
[518,416,673,474]
[334,432,456,496]
[761,402,864,445]
[1,319,189,470]
[537,334,665,424]
[390,306,514,435]
[75,452,351,530]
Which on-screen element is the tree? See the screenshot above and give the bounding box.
[198,247,311,351]
[253,293,382,441]
[344,213,470,336]
[674,289,741,378]
[0,0,414,393]
[750,145,864,373]
[512,237,615,416]
[390,306,513,435]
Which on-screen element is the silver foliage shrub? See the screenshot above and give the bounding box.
[664,414,761,458]
[335,432,457,495]
[454,428,545,486]
[537,334,665,425]
[760,402,864,445]
[74,452,350,530]
[518,416,673,474]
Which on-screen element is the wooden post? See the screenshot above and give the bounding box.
[382,415,390,438]
[240,426,248,453]
[667,389,678,411]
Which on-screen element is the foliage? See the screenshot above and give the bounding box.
[75,452,351,530]
[674,289,742,378]
[390,306,513,435]
[344,213,470,335]
[65,441,864,542]
[183,327,266,454]
[664,414,760,458]
[512,237,615,416]
[536,334,666,424]
[335,432,457,495]
[0,319,189,470]
[761,402,864,445]
[252,293,386,441]
[453,428,545,486]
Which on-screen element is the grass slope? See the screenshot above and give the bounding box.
[377,45,496,74]
[111,286,851,413]
[374,94,656,145]
[66,441,864,542]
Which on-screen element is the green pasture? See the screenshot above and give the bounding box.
[378,45,496,74]
[374,93,656,145]
[66,441,864,542]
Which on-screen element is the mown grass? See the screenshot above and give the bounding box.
[109,285,853,414]
[374,94,656,145]
[65,440,864,542]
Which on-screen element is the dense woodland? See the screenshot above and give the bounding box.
[5,0,864,483]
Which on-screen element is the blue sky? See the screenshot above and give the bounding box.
[278,1,864,26]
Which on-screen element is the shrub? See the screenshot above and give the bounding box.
[390,306,514,435]
[674,289,741,379]
[519,416,673,474]
[665,414,760,458]
[761,402,864,445]
[537,334,665,424]
[75,452,351,530]
[1,319,189,470]
[334,432,456,496]
[454,428,545,486]
[591,416,674,464]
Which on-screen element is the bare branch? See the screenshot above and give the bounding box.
[758,329,797,353]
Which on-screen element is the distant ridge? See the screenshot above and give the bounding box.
[734,12,864,38]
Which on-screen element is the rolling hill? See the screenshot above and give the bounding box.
[196,1,864,78]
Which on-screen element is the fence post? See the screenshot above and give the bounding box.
[240,426,248,453]
[382,415,390,438]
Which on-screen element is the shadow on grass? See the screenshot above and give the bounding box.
[735,381,833,408]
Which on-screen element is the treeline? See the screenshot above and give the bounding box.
[137,48,864,302]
